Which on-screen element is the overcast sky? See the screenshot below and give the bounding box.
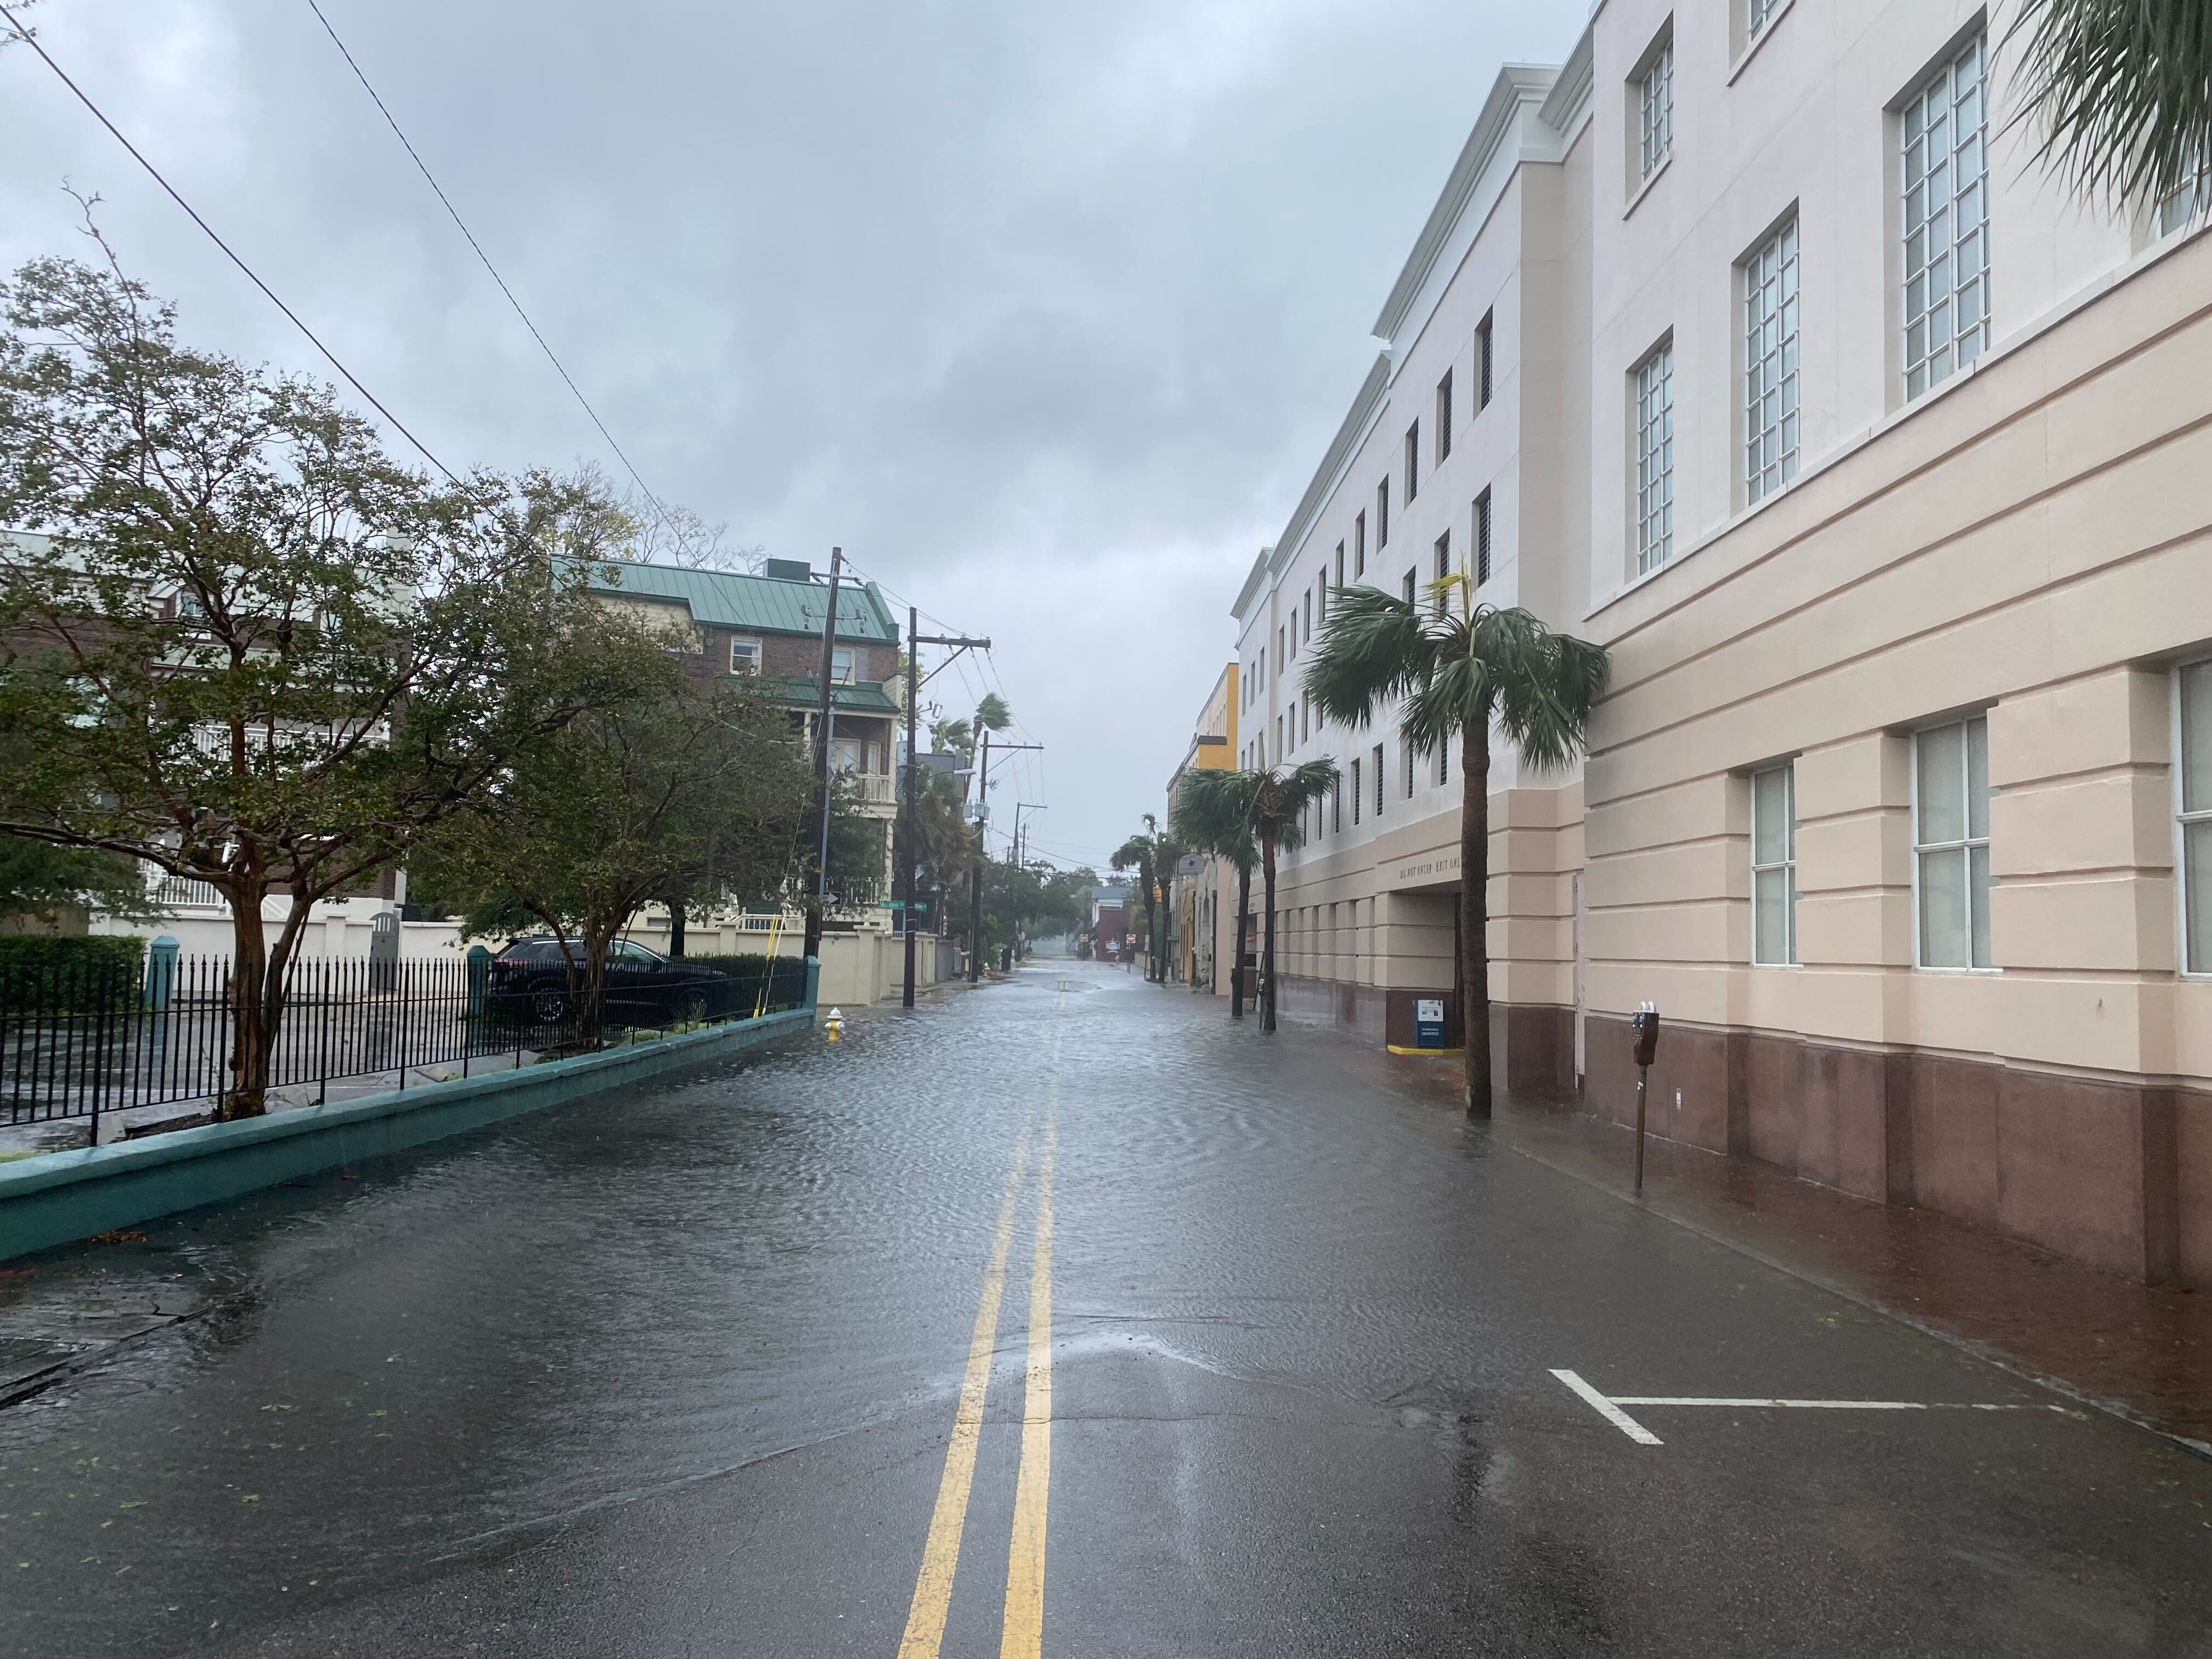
[2,0,1587,872]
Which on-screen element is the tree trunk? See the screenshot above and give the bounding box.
[668,905,686,958]
[1260,830,1279,1034]
[1231,865,1250,1018]
[1462,720,1493,1118]
[1142,876,1159,984]
[220,881,274,1120]
[576,925,612,1051]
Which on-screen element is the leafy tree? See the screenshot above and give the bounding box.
[1110,816,1179,984]
[2009,0,2212,212]
[1169,768,1260,1017]
[1305,575,1606,1116]
[0,836,154,929]
[0,256,642,1115]
[1245,762,1339,1034]
[411,654,811,1048]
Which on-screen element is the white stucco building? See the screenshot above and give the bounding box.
[1237,0,2212,1284]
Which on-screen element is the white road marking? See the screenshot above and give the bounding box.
[1609,1397,2064,1412]
[1549,1369,1662,1445]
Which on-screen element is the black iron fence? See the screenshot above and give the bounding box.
[0,950,811,1134]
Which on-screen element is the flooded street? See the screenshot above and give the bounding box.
[4,962,2210,1657]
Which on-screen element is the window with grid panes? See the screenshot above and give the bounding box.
[1752,762,1798,965]
[2180,661,2212,973]
[1746,0,1782,42]
[1640,38,1673,180]
[1915,715,1994,969]
[1743,218,1800,504]
[1901,34,1990,400]
[1475,489,1493,584]
[1635,342,1674,574]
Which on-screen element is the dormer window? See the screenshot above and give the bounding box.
[730,637,762,675]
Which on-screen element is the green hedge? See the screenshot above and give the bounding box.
[675,952,808,1014]
[0,934,147,1013]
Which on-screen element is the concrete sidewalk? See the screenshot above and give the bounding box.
[1376,1056,2212,1454]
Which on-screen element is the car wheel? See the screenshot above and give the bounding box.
[530,985,569,1024]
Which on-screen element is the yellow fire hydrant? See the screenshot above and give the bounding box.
[825,1007,846,1043]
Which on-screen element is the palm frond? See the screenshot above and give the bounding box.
[1255,758,1340,853]
[1169,768,1260,873]
[1481,610,1610,773]
[2007,0,2212,210]
[1301,585,1432,730]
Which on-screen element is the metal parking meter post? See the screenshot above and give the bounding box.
[1631,1001,1660,1198]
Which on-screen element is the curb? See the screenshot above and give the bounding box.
[0,1007,813,1262]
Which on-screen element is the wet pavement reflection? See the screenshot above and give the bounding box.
[2,962,2209,1657]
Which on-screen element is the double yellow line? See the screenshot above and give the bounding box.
[897,1025,1060,1659]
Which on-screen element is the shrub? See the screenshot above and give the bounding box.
[0,934,148,1013]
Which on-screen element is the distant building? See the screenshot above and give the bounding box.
[1165,662,1239,991]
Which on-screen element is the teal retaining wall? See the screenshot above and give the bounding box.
[0,969,819,1261]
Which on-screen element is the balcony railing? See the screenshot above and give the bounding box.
[153,874,224,909]
[840,770,896,805]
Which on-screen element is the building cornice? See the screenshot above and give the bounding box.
[1239,351,1391,623]
[1370,65,1560,345]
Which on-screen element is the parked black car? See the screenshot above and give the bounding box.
[487,937,719,1025]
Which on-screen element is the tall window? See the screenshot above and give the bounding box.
[1372,744,1385,817]
[1746,0,1782,42]
[1436,370,1454,461]
[1405,423,1420,501]
[1752,762,1798,966]
[2179,660,2212,973]
[1301,701,1310,747]
[1285,705,1295,752]
[1303,590,1312,640]
[1351,759,1362,825]
[1477,311,1494,409]
[1901,33,1990,400]
[831,646,855,684]
[1402,569,1417,606]
[1335,543,1345,588]
[1635,341,1675,574]
[1639,37,1673,180]
[1354,514,1366,576]
[1434,532,1451,612]
[1743,217,1801,504]
[1915,714,1993,969]
[1437,744,1448,788]
[1334,777,1342,834]
[1474,489,1493,584]
[1377,478,1390,549]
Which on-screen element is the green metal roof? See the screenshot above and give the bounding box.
[588,560,898,643]
[761,675,900,715]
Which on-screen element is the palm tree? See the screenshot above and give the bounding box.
[2008,0,2212,212]
[1248,761,1340,1034]
[1305,576,1607,1117]
[1110,816,1177,983]
[1168,768,1260,1016]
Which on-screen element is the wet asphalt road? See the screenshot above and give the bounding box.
[4,962,2211,1657]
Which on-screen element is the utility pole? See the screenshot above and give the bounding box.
[969,732,1042,982]
[902,614,990,1007]
[804,548,843,966]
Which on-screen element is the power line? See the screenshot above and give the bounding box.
[0,3,461,484]
[302,0,672,528]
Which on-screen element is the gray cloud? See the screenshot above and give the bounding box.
[2,0,1586,867]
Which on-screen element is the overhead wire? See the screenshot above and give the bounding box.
[0,2,462,484]
[301,0,674,530]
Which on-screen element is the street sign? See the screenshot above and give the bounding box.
[1176,853,1206,876]
[1414,997,1446,1049]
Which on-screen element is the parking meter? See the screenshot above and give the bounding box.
[1630,1001,1658,1197]
[1632,1005,1661,1068]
